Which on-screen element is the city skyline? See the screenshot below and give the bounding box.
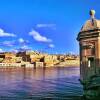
[0,0,99,54]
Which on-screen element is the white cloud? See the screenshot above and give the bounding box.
[18,38,25,43]
[19,45,31,51]
[0,41,15,47]
[18,38,29,44]
[21,45,29,49]
[37,24,56,28]
[0,48,3,52]
[0,29,16,37]
[29,29,52,43]
[49,44,55,48]
[36,24,56,30]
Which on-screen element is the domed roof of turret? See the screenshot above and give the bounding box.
[81,19,100,31]
[81,10,100,32]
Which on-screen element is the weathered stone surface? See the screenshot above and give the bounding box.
[77,10,100,99]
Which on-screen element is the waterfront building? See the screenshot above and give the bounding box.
[21,62,34,68]
[2,52,16,63]
[57,55,65,62]
[30,54,44,63]
[16,51,31,62]
[77,10,100,82]
[0,50,79,68]
[0,63,21,67]
[34,62,44,68]
[5,52,16,58]
[40,55,58,67]
[25,63,34,68]
[0,53,5,58]
[14,57,22,63]
[2,52,22,63]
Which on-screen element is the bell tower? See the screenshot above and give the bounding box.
[77,10,100,82]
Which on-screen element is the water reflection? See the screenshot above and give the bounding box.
[0,67,83,100]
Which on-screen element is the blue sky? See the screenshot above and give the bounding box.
[0,0,99,54]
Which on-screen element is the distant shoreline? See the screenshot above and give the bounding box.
[0,65,79,69]
[54,65,79,67]
[0,60,80,68]
[54,60,80,67]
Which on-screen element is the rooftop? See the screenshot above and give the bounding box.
[81,10,100,32]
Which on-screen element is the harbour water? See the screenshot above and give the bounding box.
[0,67,83,100]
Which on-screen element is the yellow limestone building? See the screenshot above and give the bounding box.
[77,10,100,82]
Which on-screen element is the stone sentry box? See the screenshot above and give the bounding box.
[77,10,100,83]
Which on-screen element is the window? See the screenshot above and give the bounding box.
[88,57,94,68]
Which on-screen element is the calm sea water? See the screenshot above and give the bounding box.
[0,67,83,100]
